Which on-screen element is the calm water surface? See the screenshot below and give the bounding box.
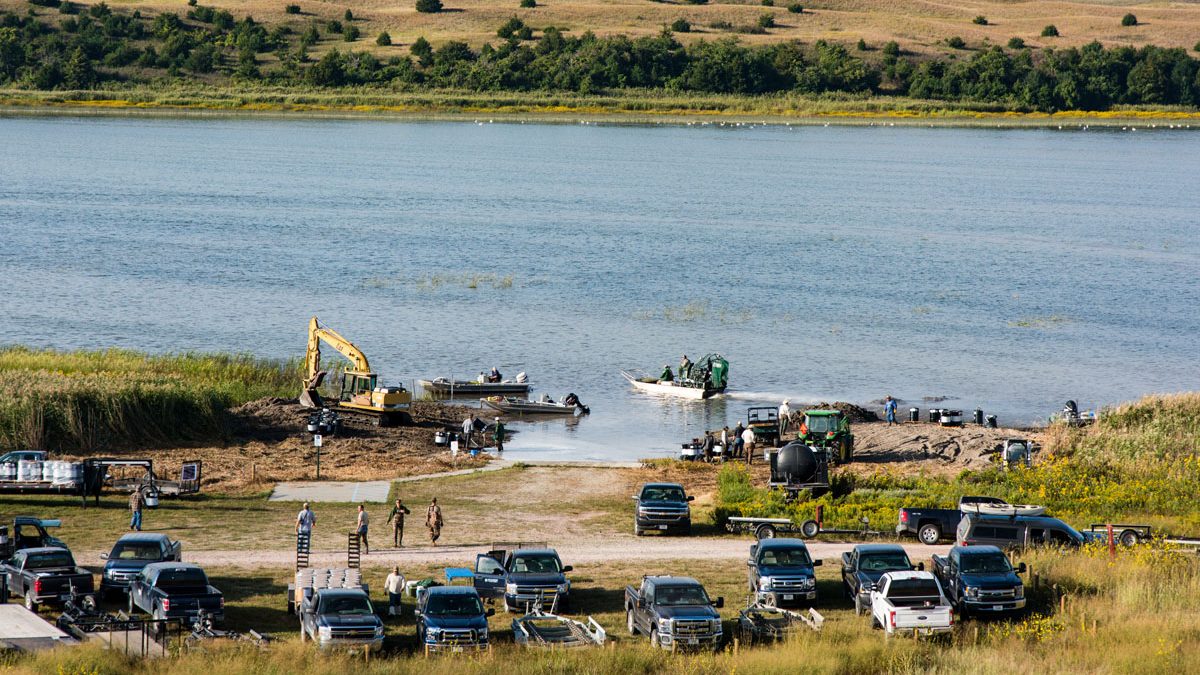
[2,116,1198,461]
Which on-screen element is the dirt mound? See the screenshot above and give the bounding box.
[847,421,1042,476]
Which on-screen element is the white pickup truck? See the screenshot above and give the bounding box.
[868,571,953,637]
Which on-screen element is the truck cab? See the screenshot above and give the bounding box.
[100,533,182,598]
[299,588,384,651]
[624,576,724,651]
[473,546,573,612]
[747,539,821,607]
[0,451,47,464]
[868,571,953,637]
[841,544,920,615]
[1,517,67,559]
[633,483,694,536]
[415,586,493,653]
[931,545,1026,615]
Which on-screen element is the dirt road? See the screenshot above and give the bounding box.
[80,538,948,569]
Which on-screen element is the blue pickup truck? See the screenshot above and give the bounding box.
[299,588,385,651]
[633,483,694,536]
[746,538,821,607]
[473,545,573,613]
[840,543,921,616]
[415,586,494,654]
[128,562,224,626]
[624,575,724,651]
[931,545,1027,615]
[99,532,182,598]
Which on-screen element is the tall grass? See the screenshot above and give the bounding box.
[0,346,296,452]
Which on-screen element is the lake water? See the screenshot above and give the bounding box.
[2,115,1198,462]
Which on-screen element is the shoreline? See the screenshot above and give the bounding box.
[3,97,1200,129]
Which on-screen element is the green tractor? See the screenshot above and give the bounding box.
[796,410,854,465]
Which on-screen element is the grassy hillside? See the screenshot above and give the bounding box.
[0,346,296,452]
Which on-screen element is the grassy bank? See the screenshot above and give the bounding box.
[3,546,1198,673]
[0,346,296,452]
[4,86,1200,127]
[717,393,1200,535]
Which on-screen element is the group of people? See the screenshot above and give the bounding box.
[461,415,506,452]
[694,421,761,464]
[659,354,693,383]
[294,497,446,555]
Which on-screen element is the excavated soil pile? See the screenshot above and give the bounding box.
[847,421,1043,476]
[93,398,490,493]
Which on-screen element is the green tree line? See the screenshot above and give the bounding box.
[2,3,1199,111]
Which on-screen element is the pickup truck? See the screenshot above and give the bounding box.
[747,538,821,607]
[473,545,574,612]
[0,450,47,463]
[624,575,724,651]
[633,483,694,536]
[299,588,384,651]
[869,571,954,637]
[896,496,1008,544]
[841,544,921,615]
[99,532,183,598]
[931,545,1026,615]
[128,562,224,625]
[415,586,493,654]
[0,516,67,558]
[1,546,94,612]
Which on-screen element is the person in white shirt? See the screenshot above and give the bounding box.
[779,399,791,434]
[384,566,406,616]
[741,427,756,465]
[296,503,316,537]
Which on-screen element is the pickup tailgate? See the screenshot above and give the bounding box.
[891,605,952,630]
[31,570,94,599]
[162,591,223,616]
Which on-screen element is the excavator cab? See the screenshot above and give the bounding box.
[340,371,378,405]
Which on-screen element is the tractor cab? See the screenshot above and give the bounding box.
[797,410,854,465]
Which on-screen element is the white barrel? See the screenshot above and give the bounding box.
[40,461,54,481]
[18,460,44,482]
[63,462,83,484]
[0,462,16,480]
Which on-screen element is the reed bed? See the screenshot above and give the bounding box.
[0,346,296,452]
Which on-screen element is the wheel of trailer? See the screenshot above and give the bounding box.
[755,524,777,540]
[1119,529,1140,547]
[627,609,639,635]
[918,523,942,545]
[800,520,820,538]
[24,592,37,613]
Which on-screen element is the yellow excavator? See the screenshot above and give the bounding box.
[299,316,412,426]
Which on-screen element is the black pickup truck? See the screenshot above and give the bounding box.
[931,545,1027,615]
[624,575,724,651]
[840,543,920,616]
[128,562,224,625]
[1,546,94,612]
[896,496,1008,544]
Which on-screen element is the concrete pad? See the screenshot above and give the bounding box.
[269,480,392,503]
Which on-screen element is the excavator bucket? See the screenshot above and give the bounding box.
[299,371,327,409]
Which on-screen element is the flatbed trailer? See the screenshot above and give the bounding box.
[0,459,201,506]
[727,509,883,540]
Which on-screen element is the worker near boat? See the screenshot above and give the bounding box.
[486,367,502,383]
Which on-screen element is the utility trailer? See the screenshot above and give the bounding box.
[0,459,201,506]
[512,606,606,648]
[736,603,823,644]
[727,507,883,540]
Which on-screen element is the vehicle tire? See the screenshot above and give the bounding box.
[871,615,881,630]
[1119,529,1140,547]
[755,524,777,540]
[918,523,942,545]
[854,595,864,616]
[800,520,820,538]
[762,593,776,608]
[627,609,639,635]
[128,594,135,616]
[300,623,307,641]
[24,592,37,613]
[649,628,661,649]
[634,522,643,536]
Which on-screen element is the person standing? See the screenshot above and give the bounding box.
[702,432,715,463]
[742,426,756,466]
[296,502,317,540]
[779,399,792,434]
[884,396,898,426]
[128,489,144,531]
[386,498,411,547]
[461,415,474,448]
[493,417,506,452]
[426,498,444,546]
[679,354,692,380]
[356,504,370,554]
[384,566,406,617]
[733,421,746,458]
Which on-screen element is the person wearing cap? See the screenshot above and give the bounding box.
[779,398,791,434]
[386,498,411,547]
[659,364,673,382]
[679,354,692,379]
[426,498,444,546]
[493,417,506,452]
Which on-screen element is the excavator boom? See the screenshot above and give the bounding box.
[299,317,411,425]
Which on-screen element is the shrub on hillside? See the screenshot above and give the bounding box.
[497,16,526,39]
[376,31,391,45]
[761,0,773,6]
[1007,36,1025,49]
[882,40,899,57]
[787,2,802,12]
[410,35,432,65]
[1121,13,1137,27]
[344,8,353,21]
[670,18,690,33]
[947,35,965,49]
[973,15,987,26]
[326,19,342,33]
[285,4,300,14]
[856,38,867,51]
[1042,24,1059,37]
[415,0,442,12]
[758,12,775,28]
[520,0,536,7]
[343,24,359,41]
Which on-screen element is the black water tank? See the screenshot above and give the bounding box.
[986,415,998,428]
[775,442,818,483]
[928,408,941,423]
[909,407,919,422]
[974,408,984,425]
